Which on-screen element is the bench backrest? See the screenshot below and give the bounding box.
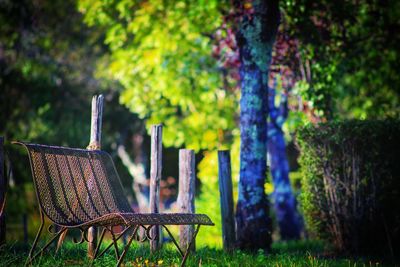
[18,142,132,226]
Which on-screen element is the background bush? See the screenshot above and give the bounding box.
[296,120,400,257]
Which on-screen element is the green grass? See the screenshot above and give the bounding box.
[0,240,392,267]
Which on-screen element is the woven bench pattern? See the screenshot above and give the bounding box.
[22,143,213,228]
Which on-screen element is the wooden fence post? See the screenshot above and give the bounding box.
[0,137,5,244]
[87,95,104,259]
[150,124,162,252]
[218,150,235,251]
[178,149,196,252]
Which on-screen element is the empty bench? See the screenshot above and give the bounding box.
[14,142,213,266]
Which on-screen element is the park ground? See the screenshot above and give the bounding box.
[0,240,392,267]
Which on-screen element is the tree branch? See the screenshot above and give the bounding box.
[117,144,149,211]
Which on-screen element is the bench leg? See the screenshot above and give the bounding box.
[25,213,45,266]
[93,224,201,267]
[162,225,184,257]
[110,230,120,260]
[180,225,200,267]
[94,225,134,259]
[116,225,140,267]
[25,213,67,266]
[93,227,107,260]
[161,224,201,267]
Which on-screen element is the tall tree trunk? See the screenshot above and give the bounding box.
[234,0,280,250]
[267,88,302,240]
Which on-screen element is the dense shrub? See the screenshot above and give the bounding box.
[297,120,400,257]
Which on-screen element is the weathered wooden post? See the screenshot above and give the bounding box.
[218,150,235,251]
[0,137,5,244]
[178,149,196,252]
[87,95,104,259]
[150,124,162,252]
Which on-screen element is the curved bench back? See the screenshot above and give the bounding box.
[17,142,132,226]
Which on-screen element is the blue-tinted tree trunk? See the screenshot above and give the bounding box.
[234,0,280,250]
[267,88,302,240]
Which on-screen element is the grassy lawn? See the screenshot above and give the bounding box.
[0,240,390,267]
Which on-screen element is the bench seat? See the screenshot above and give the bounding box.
[59,212,214,228]
[14,141,213,267]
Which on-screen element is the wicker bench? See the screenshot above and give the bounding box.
[14,142,213,266]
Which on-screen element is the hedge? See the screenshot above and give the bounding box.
[296,119,400,257]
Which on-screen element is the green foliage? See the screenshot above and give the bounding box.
[0,0,142,231]
[0,0,103,148]
[297,120,400,256]
[78,0,236,151]
[78,0,241,246]
[283,0,400,119]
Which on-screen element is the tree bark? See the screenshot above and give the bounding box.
[218,150,235,251]
[267,88,302,240]
[234,0,280,250]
